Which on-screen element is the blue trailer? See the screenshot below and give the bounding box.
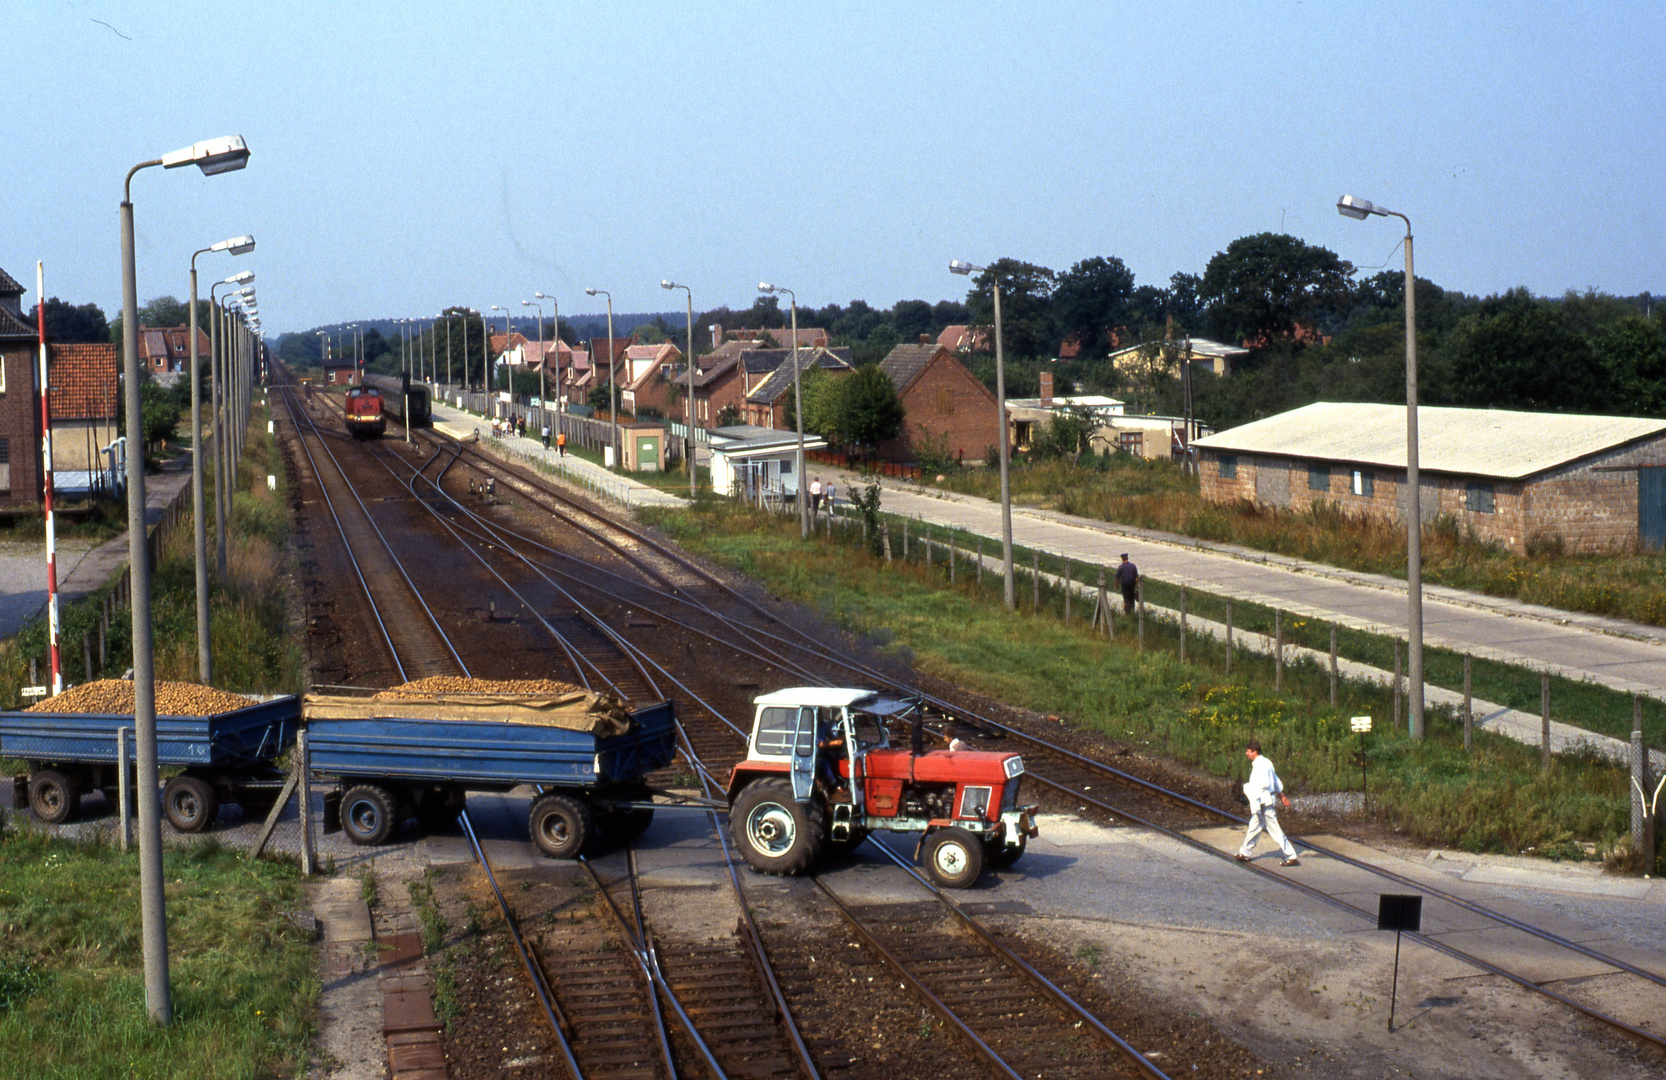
[303,692,678,856]
[0,696,300,832]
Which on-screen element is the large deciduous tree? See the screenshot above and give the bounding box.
[34,298,109,344]
[1052,256,1135,359]
[1444,289,1611,412]
[831,364,905,450]
[1199,233,1355,346]
[963,258,1057,360]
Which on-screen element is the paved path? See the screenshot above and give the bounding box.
[827,468,1666,707]
[0,456,193,640]
[428,400,685,508]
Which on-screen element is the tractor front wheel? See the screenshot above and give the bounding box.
[731,778,825,876]
[923,827,984,889]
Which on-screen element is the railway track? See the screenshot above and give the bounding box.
[362,400,1666,1058]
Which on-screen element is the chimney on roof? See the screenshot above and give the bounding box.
[919,334,930,345]
[1039,370,1054,407]
[710,323,723,349]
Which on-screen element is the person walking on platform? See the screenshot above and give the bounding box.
[1116,553,1139,615]
[823,479,836,513]
[809,476,823,518]
[1235,740,1299,866]
[556,431,567,457]
[541,422,551,451]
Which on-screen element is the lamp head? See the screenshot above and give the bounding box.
[210,234,256,255]
[948,260,980,276]
[522,299,533,307]
[161,135,250,176]
[223,270,254,286]
[1337,194,1379,220]
[758,282,775,294]
[584,287,598,296]
[661,279,675,290]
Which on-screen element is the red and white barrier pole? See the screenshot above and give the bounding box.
[37,262,62,695]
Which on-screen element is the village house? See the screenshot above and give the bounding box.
[0,267,42,513]
[1006,372,1208,461]
[876,339,998,464]
[937,325,985,353]
[742,347,855,429]
[1106,337,1249,379]
[1192,401,1666,554]
[46,343,120,492]
[709,324,830,351]
[618,343,684,417]
[138,325,210,378]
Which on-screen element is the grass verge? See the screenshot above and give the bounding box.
[644,497,1650,866]
[0,830,315,1080]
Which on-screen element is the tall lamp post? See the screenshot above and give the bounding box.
[187,235,253,683]
[491,305,513,410]
[523,298,547,417]
[212,270,253,577]
[534,291,563,416]
[758,283,809,537]
[661,280,696,497]
[1338,194,1423,739]
[585,287,618,465]
[949,260,1015,610]
[120,133,250,1026]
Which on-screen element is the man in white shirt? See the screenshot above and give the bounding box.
[1235,740,1299,866]
[809,477,823,518]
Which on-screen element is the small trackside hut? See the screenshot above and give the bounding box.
[726,687,1038,888]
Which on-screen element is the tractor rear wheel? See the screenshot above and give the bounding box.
[731,778,825,876]
[923,827,984,889]
[530,794,591,859]
[163,775,221,833]
[28,770,80,825]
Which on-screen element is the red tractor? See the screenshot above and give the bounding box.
[726,687,1037,888]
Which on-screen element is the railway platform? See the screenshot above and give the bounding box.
[426,399,685,509]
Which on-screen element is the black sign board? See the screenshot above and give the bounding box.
[1378,894,1422,933]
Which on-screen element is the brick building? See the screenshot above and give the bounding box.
[743,347,855,429]
[876,341,999,464]
[138,325,210,376]
[0,266,42,513]
[1192,402,1666,554]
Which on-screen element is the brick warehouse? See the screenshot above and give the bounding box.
[0,266,42,514]
[1192,402,1666,554]
[877,341,999,464]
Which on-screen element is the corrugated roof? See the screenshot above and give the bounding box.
[1192,402,1666,480]
[746,348,855,404]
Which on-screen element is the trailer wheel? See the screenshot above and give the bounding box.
[984,831,1026,869]
[731,778,825,876]
[923,827,984,889]
[28,770,80,825]
[341,784,397,846]
[163,776,221,833]
[529,794,591,859]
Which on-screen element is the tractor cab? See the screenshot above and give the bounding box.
[727,686,1038,888]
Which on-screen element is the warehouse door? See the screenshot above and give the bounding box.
[1255,457,1290,508]
[1640,467,1666,550]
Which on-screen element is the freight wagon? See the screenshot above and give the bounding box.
[304,689,676,855]
[0,691,300,832]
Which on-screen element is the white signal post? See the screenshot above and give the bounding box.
[36,262,62,695]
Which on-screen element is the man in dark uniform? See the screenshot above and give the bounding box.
[1116,553,1139,615]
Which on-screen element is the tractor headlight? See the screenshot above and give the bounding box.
[1003,755,1024,779]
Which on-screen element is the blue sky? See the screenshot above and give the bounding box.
[5,1,1664,334]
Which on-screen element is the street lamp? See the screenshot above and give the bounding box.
[490,305,513,403]
[949,259,1016,611]
[188,235,253,683]
[1338,193,1424,739]
[759,283,809,538]
[213,270,253,580]
[585,287,619,465]
[534,292,563,417]
[524,298,547,418]
[661,280,697,497]
[119,133,249,1027]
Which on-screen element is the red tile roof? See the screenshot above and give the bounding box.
[48,343,119,420]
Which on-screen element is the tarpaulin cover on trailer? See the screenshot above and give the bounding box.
[302,691,635,737]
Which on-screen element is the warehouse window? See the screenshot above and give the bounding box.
[1218,454,1237,479]
[1120,431,1143,455]
[1352,469,1374,497]
[0,437,9,494]
[1308,463,1330,491]
[1466,482,1495,513]
[936,387,954,415]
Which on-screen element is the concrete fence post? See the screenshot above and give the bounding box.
[949,534,957,585]
[299,730,314,877]
[1274,611,1283,692]
[1032,549,1040,612]
[1541,674,1551,771]
[882,525,892,564]
[1179,586,1187,663]
[1137,577,1145,652]
[1463,657,1474,752]
[977,538,983,586]
[1095,569,1110,638]
[1329,625,1338,706]
[117,726,131,852]
[1063,560,1071,624]
[1393,641,1402,730]
[1224,600,1232,676]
